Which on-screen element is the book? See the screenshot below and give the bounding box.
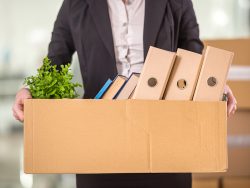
[163,49,203,100]
[193,46,234,101]
[132,46,176,99]
[102,75,127,99]
[116,73,140,99]
[94,79,113,99]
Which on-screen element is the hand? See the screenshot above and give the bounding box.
[12,88,32,122]
[224,85,237,117]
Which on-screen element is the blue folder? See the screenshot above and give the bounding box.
[94,79,113,99]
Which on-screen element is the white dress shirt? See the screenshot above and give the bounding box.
[107,0,145,77]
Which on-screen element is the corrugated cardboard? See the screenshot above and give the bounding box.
[193,110,250,179]
[223,177,250,188]
[227,110,250,135]
[226,110,250,177]
[193,147,250,178]
[132,46,176,99]
[197,140,250,177]
[227,81,250,109]
[204,38,250,66]
[24,99,227,174]
[193,46,234,101]
[226,148,250,176]
[163,49,202,100]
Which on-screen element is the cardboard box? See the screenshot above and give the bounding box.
[227,110,250,176]
[228,110,250,135]
[223,177,250,188]
[24,99,227,174]
[193,110,250,179]
[192,178,219,188]
[226,149,250,176]
[227,81,250,109]
[203,38,250,66]
[193,147,250,179]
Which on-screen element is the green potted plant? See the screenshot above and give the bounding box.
[24,57,82,99]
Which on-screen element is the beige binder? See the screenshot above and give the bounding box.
[163,49,202,100]
[193,46,234,101]
[132,46,176,99]
[102,75,127,99]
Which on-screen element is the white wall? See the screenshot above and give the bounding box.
[0,0,63,76]
[193,0,250,39]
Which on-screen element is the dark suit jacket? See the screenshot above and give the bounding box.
[48,0,203,187]
[48,0,203,100]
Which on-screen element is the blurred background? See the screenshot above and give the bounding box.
[0,0,249,188]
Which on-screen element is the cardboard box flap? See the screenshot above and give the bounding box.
[24,99,227,174]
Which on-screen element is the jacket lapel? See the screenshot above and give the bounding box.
[143,0,169,59]
[86,0,169,64]
[86,0,116,64]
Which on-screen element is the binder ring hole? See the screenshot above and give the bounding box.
[207,77,217,87]
[148,77,157,87]
[177,79,187,90]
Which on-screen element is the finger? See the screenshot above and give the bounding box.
[13,105,24,122]
[13,108,23,122]
[21,93,32,103]
[229,108,236,117]
[13,99,24,122]
[234,104,237,112]
[232,109,236,115]
[16,105,24,122]
[229,105,237,117]
[24,88,32,97]
[227,95,236,115]
[225,86,237,117]
[227,88,237,106]
[227,102,234,116]
[230,109,236,117]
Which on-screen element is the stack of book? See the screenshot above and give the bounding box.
[95,46,234,101]
[94,73,140,99]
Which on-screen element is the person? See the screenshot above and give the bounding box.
[13,0,237,187]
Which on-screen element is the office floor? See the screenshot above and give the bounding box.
[0,130,76,188]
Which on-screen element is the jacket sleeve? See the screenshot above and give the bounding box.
[177,0,204,54]
[48,0,75,66]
